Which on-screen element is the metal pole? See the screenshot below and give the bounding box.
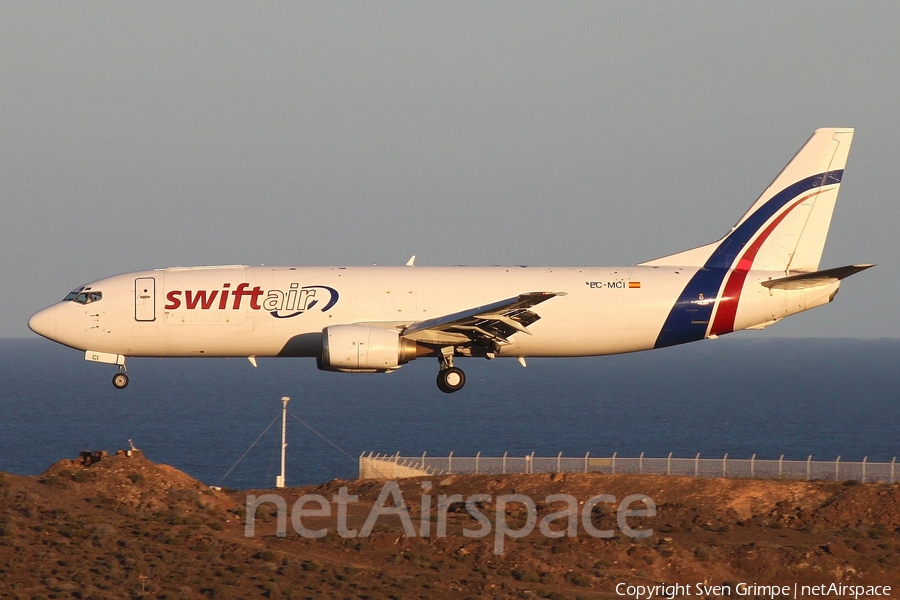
[557,451,562,473]
[503,451,508,475]
[751,454,756,479]
[862,456,867,484]
[584,451,589,473]
[695,453,700,477]
[779,455,784,479]
[639,451,644,474]
[476,451,481,475]
[892,457,896,484]
[612,451,617,475]
[723,453,728,478]
[667,452,672,476]
[807,455,812,481]
[276,396,290,488]
[835,456,841,482]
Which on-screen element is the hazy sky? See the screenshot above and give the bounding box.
[2,2,898,338]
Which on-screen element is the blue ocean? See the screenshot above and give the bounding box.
[1,337,898,489]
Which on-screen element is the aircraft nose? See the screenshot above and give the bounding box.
[28,305,58,340]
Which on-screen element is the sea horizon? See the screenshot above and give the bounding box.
[2,336,898,490]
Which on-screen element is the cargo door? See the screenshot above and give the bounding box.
[135,277,156,322]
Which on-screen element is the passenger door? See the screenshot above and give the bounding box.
[135,277,156,322]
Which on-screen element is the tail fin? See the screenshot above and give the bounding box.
[642,128,854,272]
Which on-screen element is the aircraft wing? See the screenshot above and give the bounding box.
[400,291,566,347]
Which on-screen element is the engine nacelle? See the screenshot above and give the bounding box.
[319,325,419,373]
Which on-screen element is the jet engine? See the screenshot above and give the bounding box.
[318,325,420,373]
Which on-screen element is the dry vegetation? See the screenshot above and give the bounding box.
[1,453,899,599]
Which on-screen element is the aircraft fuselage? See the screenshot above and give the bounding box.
[31,263,837,359]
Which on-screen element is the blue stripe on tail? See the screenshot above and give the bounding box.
[654,170,842,349]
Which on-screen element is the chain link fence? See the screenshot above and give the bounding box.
[359,451,900,484]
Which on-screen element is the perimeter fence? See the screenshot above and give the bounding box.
[359,451,900,484]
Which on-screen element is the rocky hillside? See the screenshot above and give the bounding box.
[1,452,899,599]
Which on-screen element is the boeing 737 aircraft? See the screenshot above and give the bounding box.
[29,128,872,393]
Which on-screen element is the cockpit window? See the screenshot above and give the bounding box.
[64,288,102,304]
[63,287,84,301]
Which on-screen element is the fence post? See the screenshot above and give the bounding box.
[892,457,896,484]
[694,453,700,477]
[502,451,508,475]
[807,455,812,481]
[667,452,672,476]
[557,451,562,473]
[779,455,784,479]
[529,452,535,474]
[751,454,756,479]
[639,451,644,474]
[448,451,453,474]
[584,452,589,473]
[612,452,617,475]
[862,456,867,484]
[476,451,481,475]
[723,453,728,478]
[835,456,841,482]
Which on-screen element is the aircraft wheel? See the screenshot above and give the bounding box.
[436,367,466,394]
[112,373,129,389]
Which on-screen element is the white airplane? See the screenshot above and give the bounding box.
[29,128,872,393]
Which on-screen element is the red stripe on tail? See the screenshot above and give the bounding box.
[710,190,823,335]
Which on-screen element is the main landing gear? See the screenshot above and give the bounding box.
[436,348,466,394]
[112,365,129,389]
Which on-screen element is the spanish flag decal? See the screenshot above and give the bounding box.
[629,282,641,289]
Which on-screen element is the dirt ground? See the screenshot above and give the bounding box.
[1,452,899,599]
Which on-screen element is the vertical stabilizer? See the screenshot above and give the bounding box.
[650,128,855,349]
[731,127,853,273]
[642,128,853,272]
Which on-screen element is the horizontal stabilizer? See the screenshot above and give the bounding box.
[761,264,874,291]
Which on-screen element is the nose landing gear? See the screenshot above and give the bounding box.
[112,365,129,389]
[436,348,466,393]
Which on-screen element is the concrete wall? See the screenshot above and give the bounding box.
[359,457,431,479]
